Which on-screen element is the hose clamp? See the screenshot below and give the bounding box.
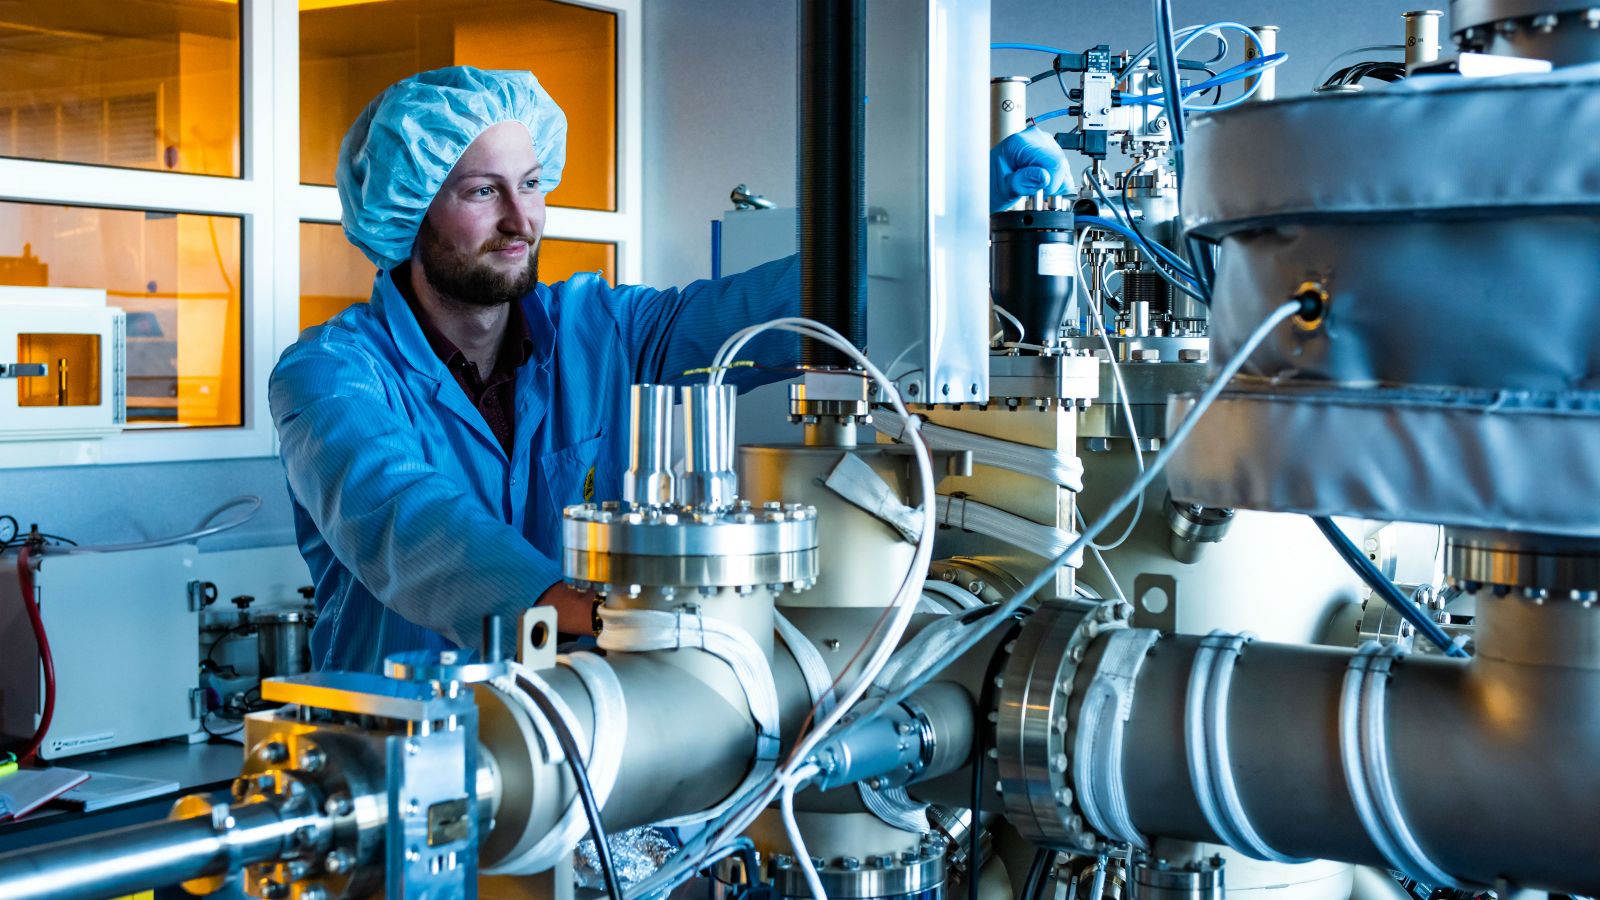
[1185,630,1309,863]
[1072,627,1159,849]
[1340,641,1463,887]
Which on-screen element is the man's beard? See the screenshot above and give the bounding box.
[415,220,540,308]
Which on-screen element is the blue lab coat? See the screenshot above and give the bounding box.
[270,258,799,673]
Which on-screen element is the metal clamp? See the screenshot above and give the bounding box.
[1072,628,1159,849]
[1339,641,1461,887]
[1185,631,1308,863]
[996,599,1134,851]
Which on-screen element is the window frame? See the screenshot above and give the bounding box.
[0,0,642,468]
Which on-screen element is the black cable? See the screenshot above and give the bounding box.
[516,673,624,900]
[1312,517,1468,658]
[968,751,984,900]
[1022,848,1054,900]
[1322,61,1406,89]
[1185,233,1218,302]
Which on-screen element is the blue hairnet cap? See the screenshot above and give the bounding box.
[336,66,568,270]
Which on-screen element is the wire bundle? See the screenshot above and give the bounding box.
[625,317,937,899]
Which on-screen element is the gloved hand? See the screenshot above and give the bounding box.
[990,125,1071,213]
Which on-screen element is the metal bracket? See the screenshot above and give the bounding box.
[187,580,217,612]
[519,606,559,671]
[0,363,47,379]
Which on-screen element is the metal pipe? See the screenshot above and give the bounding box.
[992,76,1030,145]
[624,384,675,508]
[798,0,867,365]
[1244,26,1278,101]
[679,383,738,510]
[0,801,313,900]
[1110,601,1600,894]
[1403,10,1443,66]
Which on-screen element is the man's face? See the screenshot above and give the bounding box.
[413,120,546,307]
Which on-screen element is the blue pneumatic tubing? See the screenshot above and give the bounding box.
[1313,517,1469,658]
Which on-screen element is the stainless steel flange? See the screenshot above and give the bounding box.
[994,598,1133,851]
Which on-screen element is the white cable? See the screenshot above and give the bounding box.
[874,299,1304,713]
[860,782,929,833]
[1074,198,1147,552]
[710,319,934,758]
[629,317,936,898]
[562,652,628,806]
[63,495,262,554]
[783,764,827,900]
[776,610,837,719]
[1077,508,1129,605]
[934,494,1081,562]
[921,580,983,612]
[992,303,1027,345]
[875,408,1085,492]
[595,605,779,827]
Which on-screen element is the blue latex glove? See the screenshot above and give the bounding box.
[990,125,1070,213]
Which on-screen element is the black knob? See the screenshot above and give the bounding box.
[297,585,315,600]
[231,594,255,610]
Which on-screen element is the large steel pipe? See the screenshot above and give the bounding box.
[1113,596,1600,893]
[0,800,316,900]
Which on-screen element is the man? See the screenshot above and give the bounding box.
[273,66,1066,673]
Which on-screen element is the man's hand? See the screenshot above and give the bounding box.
[990,125,1071,213]
[537,580,599,636]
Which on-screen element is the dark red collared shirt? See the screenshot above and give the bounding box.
[406,296,534,458]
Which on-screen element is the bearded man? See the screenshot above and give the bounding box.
[272,67,1068,673]
[271,67,804,672]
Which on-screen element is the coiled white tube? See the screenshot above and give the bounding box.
[596,605,780,827]
[875,409,1084,492]
[485,656,625,875]
[935,494,1082,563]
[776,611,837,719]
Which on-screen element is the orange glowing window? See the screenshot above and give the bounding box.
[299,221,615,331]
[16,334,100,408]
[299,0,618,212]
[0,2,241,177]
[0,202,242,427]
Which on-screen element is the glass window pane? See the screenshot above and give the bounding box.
[0,201,243,427]
[300,0,616,211]
[0,3,241,177]
[299,221,375,332]
[300,221,614,330]
[17,334,100,407]
[540,238,615,287]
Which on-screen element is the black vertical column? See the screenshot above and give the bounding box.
[798,0,867,367]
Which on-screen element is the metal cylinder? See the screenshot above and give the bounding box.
[990,209,1076,346]
[1131,300,1152,337]
[798,0,867,366]
[1110,626,1600,893]
[680,384,739,510]
[624,384,676,508]
[0,801,310,900]
[1129,857,1225,900]
[251,609,313,678]
[991,76,1030,145]
[1403,10,1443,65]
[1244,26,1279,101]
[1450,1,1600,65]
